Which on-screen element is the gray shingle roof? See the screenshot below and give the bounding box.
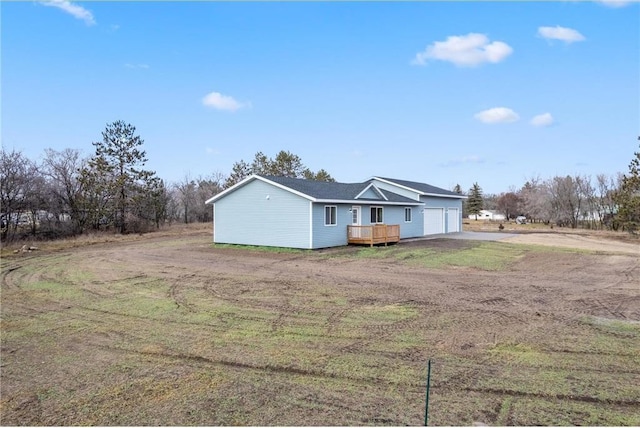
[373,177,463,197]
[262,175,442,204]
[263,175,366,200]
[208,174,464,205]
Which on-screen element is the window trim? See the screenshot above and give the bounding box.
[324,205,337,226]
[404,207,412,223]
[370,206,383,224]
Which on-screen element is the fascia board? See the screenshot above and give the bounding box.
[315,199,424,206]
[423,193,468,199]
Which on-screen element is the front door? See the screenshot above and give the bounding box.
[351,206,361,238]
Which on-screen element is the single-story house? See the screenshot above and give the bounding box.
[205,174,467,249]
[468,210,506,221]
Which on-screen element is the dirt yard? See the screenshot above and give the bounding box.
[1,225,638,425]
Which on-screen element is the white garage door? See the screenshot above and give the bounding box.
[447,208,460,233]
[424,208,444,235]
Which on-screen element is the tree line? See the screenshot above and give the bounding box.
[457,155,639,232]
[0,121,334,241]
[1,121,638,241]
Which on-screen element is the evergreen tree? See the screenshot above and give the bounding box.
[80,121,157,233]
[614,140,640,233]
[224,150,334,188]
[224,159,251,188]
[467,182,484,220]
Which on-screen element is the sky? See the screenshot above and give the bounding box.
[2,1,639,195]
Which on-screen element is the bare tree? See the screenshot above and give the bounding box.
[546,174,592,228]
[519,177,552,224]
[497,192,521,221]
[42,148,88,234]
[595,173,622,230]
[175,174,197,224]
[0,149,39,241]
[195,173,225,222]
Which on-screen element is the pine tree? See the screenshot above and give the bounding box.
[81,121,157,233]
[224,150,335,188]
[614,140,640,233]
[467,182,484,220]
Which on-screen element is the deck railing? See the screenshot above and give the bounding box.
[347,224,400,247]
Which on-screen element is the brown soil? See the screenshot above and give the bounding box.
[503,232,639,255]
[1,225,638,426]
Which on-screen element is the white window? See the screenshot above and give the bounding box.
[404,207,412,223]
[325,205,337,226]
[370,206,383,224]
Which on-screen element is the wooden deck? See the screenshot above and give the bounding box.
[347,224,400,247]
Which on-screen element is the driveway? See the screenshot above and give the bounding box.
[408,231,638,255]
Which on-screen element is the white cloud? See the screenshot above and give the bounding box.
[596,0,637,7]
[474,107,520,124]
[412,33,513,67]
[202,91,249,112]
[530,113,554,127]
[40,0,95,25]
[124,63,150,69]
[538,26,585,43]
[205,147,220,155]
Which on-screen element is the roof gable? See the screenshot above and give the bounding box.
[355,183,388,201]
[371,177,466,199]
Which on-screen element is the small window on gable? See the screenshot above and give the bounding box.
[370,206,383,224]
[404,207,412,222]
[325,205,337,226]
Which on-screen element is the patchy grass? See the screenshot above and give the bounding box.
[2,232,638,426]
[580,315,640,335]
[353,242,525,270]
[347,241,596,271]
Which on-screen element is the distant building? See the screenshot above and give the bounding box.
[468,210,506,221]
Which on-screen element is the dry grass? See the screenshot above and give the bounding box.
[1,224,639,425]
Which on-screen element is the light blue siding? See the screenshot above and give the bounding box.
[421,196,463,233]
[311,203,351,248]
[310,204,424,247]
[214,179,311,248]
[399,207,424,238]
[375,206,423,239]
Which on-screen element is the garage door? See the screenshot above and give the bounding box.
[424,208,444,235]
[447,208,460,233]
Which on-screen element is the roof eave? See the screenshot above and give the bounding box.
[315,199,424,206]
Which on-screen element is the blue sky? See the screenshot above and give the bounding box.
[2,1,638,194]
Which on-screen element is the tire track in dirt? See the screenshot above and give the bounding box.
[88,343,428,389]
[463,386,640,407]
